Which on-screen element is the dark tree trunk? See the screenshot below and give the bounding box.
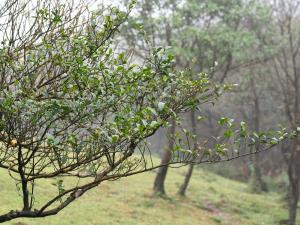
[287,140,300,225]
[153,119,176,195]
[178,164,194,196]
[249,76,267,192]
[153,153,171,195]
[288,172,299,225]
[250,153,268,192]
[177,110,197,196]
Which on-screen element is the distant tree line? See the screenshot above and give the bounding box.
[122,1,300,225]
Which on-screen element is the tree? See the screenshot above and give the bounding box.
[0,0,219,221]
[233,71,269,192]
[0,0,298,223]
[260,1,300,224]
[177,110,197,196]
[125,0,272,196]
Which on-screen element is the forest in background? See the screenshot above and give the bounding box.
[0,0,299,224]
[121,1,300,224]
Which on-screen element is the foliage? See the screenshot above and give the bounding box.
[0,0,299,222]
[0,0,221,221]
[123,0,272,79]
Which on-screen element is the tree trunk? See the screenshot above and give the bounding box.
[288,174,299,225]
[153,119,176,195]
[178,164,194,196]
[249,76,267,192]
[177,110,197,196]
[250,153,268,192]
[287,139,300,225]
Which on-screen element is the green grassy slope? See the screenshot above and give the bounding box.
[0,165,297,225]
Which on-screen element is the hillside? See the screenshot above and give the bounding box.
[0,165,297,225]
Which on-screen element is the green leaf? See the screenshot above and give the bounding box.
[111,135,119,143]
[150,121,159,128]
[270,138,278,145]
[218,117,228,125]
[158,102,166,112]
[224,128,233,138]
[197,116,204,121]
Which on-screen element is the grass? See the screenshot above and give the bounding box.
[0,163,298,225]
